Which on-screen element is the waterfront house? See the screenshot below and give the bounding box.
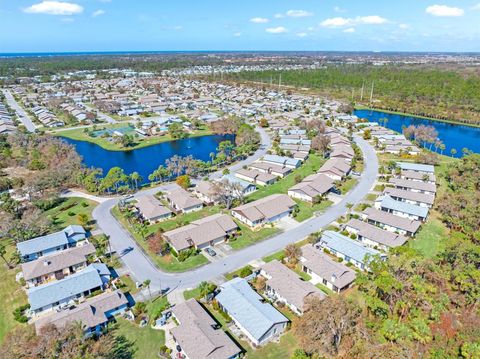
[389,178,437,195]
[300,245,356,293]
[21,243,96,288]
[384,188,435,208]
[220,174,257,197]
[396,162,435,174]
[316,231,385,271]
[400,170,436,184]
[362,207,421,237]
[216,278,289,346]
[170,299,241,359]
[164,188,203,214]
[345,218,408,250]
[34,290,128,336]
[375,195,429,221]
[17,225,88,262]
[260,260,325,315]
[231,194,296,228]
[135,195,173,222]
[164,213,238,253]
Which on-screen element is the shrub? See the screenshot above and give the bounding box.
[68,211,76,217]
[239,266,253,278]
[350,233,357,240]
[13,304,30,323]
[81,202,89,208]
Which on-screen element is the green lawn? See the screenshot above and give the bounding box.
[183,287,202,300]
[263,250,286,263]
[315,283,335,296]
[117,274,140,295]
[56,124,212,151]
[293,264,311,281]
[245,331,299,359]
[145,296,170,322]
[229,221,280,250]
[114,318,165,359]
[111,207,209,272]
[225,265,254,281]
[0,241,28,344]
[43,197,97,231]
[294,199,333,222]
[338,177,358,194]
[365,193,378,201]
[247,153,326,201]
[409,216,448,258]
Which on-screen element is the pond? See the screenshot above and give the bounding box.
[62,134,235,184]
[354,109,480,157]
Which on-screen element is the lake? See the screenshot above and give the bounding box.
[62,134,235,184]
[354,109,480,157]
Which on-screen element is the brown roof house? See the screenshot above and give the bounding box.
[164,187,203,214]
[170,299,242,359]
[135,195,173,222]
[164,213,238,252]
[21,243,96,288]
[260,260,326,315]
[288,173,334,203]
[231,194,296,228]
[300,245,356,293]
[345,218,408,251]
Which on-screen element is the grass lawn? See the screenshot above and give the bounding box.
[365,193,378,201]
[247,153,326,201]
[225,265,254,281]
[145,295,170,322]
[56,124,212,151]
[111,207,209,272]
[229,221,280,250]
[183,287,202,300]
[293,264,311,281]
[245,331,299,359]
[43,197,97,231]
[294,199,333,222]
[338,177,358,194]
[263,250,286,263]
[409,215,448,258]
[114,318,165,359]
[0,241,28,344]
[117,274,140,295]
[315,283,335,296]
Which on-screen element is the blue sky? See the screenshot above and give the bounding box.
[0,0,479,53]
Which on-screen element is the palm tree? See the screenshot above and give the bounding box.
[439,144,446,155]
[0,245,11,269]
[450,148,457,157]
[130,172,142,189]
[143,279,151,299]
[78,213,89,228]
[198,281,211,299]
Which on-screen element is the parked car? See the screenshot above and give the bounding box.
[205,248,217,257]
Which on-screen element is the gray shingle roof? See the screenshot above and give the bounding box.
[379,195,429,218]
[216,278,288,342]
[319,231,383,264]
[397,162,434,173]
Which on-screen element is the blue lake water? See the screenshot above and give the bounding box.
[62,134,234,184]
[354,109,480,157]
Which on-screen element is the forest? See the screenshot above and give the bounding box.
[217,65,480,125]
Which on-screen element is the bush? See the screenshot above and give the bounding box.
[67,211,76,217]
[13,304,30,323]
[81,202,89,208]
[177,248,197,262]
[34,196,63,211]
[350,233,357,239]
[239,266,253,278]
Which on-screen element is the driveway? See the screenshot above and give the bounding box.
[92,134,378,293]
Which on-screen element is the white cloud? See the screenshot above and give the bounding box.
[250,17,269,23]
[233,32,242,37]
[24,1,83,15]
[286,10,313,18]
[425,5,464,17]
[399,23,409,29]
[320,15,388,28]
[92,9,105,17]
[266,26,288,34]
[296,32,308,37]
[343,27,355,33]
[472,3,480,10]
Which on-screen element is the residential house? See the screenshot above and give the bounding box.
[216,278,289,346]
[248,162,292,178]
[164,213,238,253]
[389,178,437,195]
[375,195,429,221]
[220,175,257,197]
[17,225,88,262]
[192,181,219,204]
[135,195,173,222]
[261,154,301,169]
[288,173,334,203]
[396,162,435,174]
[231,194,296,228]
[345,219,408,250]
[300,245,356,293]
[27,264,110,316]
[235,168,276,186]
[260,260,325,315]
[399,170,436,184]
[34,290,128,335]
[164,188,203,214]
[318,158,351,181]
[170,299,241,359]
[21,243,96,288]
[316,231,385,271]
[362,207,421,237]
[384,188,435,208]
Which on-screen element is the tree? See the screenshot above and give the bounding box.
[77,213,89,228]
[147,232,169,255]
[168,122,186,139]
[130,172,142,189]
[0,244,11,269]
[293,295,366,357]
[254,276,266,292]
[284,244,301,265]
[176,175,191,189]
[363,129,372,140]
[450,148,457,157]
[311,134,331,158]
[259,118,269,128]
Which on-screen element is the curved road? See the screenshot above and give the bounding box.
[92,133,377,293]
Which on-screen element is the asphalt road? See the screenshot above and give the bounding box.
[2,89,37,132]
[92,133,378,293]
